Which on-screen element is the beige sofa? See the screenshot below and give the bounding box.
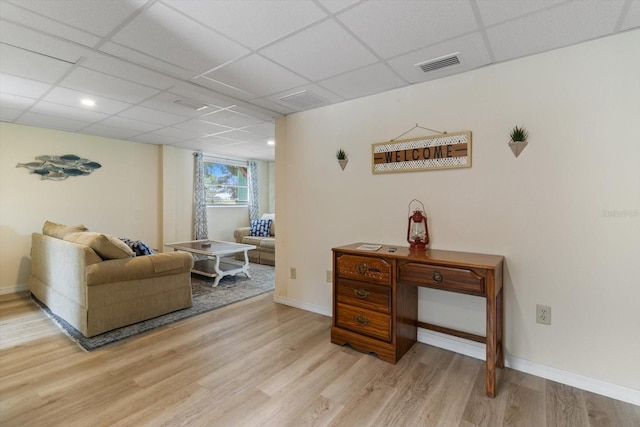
[233,214,275,266]
[27,221,194,337]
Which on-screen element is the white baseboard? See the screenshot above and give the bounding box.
[417,328,640,406]
[272,295,331,317]
[0,284,27,295]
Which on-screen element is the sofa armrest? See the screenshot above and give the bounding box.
[86,251,193,285]
[233,227,251,243]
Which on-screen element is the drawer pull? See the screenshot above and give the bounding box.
[433,271,443,283]
[357,263,367,274]
[356,263,381,275]
[353,289,371,299]
[354,315,370,325]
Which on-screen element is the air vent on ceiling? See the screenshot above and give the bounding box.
[415,53,461,73]
[277,90,328,110]
[173,98,208,111]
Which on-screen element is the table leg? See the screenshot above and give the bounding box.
[240,249,252,278]
[212,255,222,287]
[486,291,497,398]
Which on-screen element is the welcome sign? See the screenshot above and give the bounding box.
[372,131,472,174]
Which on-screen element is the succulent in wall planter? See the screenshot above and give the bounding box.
[509,125,529,158]
[336,149,348,170]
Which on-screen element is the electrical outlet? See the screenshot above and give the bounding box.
[326,270,332,283]
[290,268,296,280]
[536,304,551,325]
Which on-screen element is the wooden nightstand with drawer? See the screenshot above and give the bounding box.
[331,243,504,397]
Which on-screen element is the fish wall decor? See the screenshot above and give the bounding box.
[16,154,102,180]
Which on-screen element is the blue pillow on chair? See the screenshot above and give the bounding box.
[249,219,272,237]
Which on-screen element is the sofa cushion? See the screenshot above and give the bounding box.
[241,236,266,246]
[259,238,276,250]
[250,219,272,237]
[43,221,89,239]
[64,232,135,260]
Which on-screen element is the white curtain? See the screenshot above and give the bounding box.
[193,152,208,240]
[248,160,259,221]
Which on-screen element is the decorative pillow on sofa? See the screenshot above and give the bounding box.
[118,238,154,256]
[249,219,272,237]
[63,232,135,260]
[42,220,89,239]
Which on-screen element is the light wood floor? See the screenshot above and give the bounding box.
[1,292,638,427]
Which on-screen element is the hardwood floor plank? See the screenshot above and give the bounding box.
[546,381,590,427]
[1,292,638,427]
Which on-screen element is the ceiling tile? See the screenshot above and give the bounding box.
[267,83,343,111]
[16,111,91,132]
[191,75,256,101]
[0,73,52,98]
[111,2,249,74]
[0,92,37,110]
[197,135,242,145]
[203,54,309,97]
[0,44,74,84]
[319,63,405,100]
[621,1,640,31]
[99,116,163,133]
[476,0,566,26]
[487,0,627,62]
[130,133,180,145]
[201,109,265,128]
[0,105,24,121]
[80,123,144,140]
[387,32,491,83]
[0,20,85,63]
[147,126,203,141]
[172,119,232,135]
[0,1,101,47]
[98,42,197,80]
[337,1,478,59]
[117,105,187,126]
[59,67,161,103]
[165,0,327,49]
[80,55,176,90]
[43,86,132,115]
[6,0,147,37]
[317,0,361,14]
[168,82,237,109]
[140,92,212,118]
[261,19,379,81]
[30,100,110,123]
[243,122,276,138]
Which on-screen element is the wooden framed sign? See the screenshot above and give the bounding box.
[372,131,472,174]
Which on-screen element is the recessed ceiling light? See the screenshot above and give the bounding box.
[81,98,95,107]
[267,140,275,146]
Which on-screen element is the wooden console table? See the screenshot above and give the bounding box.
[331,243,504,397]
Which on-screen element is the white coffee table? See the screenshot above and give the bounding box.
[165,240,256,287]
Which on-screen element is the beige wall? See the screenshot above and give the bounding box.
[275,30,640,392]
[0,123,163,290]
[0,123,274,291]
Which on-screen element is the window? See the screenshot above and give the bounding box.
[203,160,248,205]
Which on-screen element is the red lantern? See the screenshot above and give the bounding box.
[407,199,429,250]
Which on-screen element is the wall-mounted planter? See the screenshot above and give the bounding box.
[338,159,349,170]
[509,140,528,158]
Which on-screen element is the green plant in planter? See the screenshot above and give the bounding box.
[510,126,529,142]
[336,149,347,160]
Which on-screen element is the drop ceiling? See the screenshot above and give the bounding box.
[1,0,638,162]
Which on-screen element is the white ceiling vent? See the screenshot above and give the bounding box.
[277,90,328,110]
[415,53,461,73]
[173,98,208,111]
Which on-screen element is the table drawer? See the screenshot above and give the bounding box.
[336,279,391,314]
[398,262,485,296]
[336,303,391,341]
[336,254,391,285]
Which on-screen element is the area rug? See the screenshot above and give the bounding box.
[31,261,274,352]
